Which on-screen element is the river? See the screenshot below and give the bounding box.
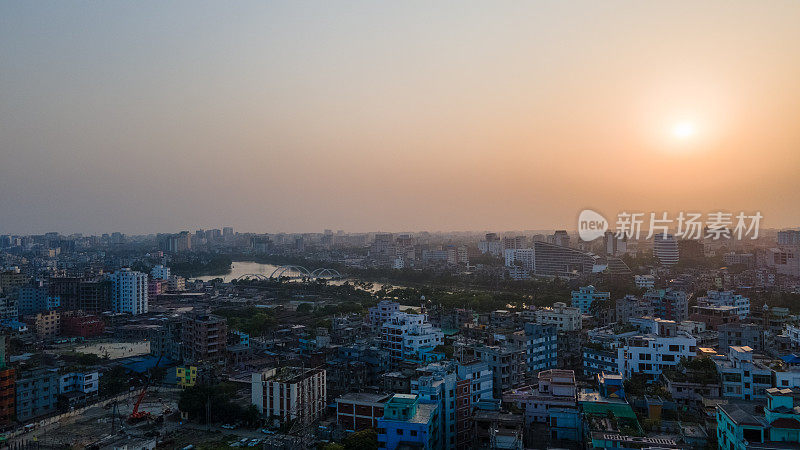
[195,260,393,292]
[196,261,282,282]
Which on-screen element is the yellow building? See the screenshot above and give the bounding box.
[176,366,197,388]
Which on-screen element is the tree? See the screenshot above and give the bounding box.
[178,383,245,424]
[342,429,378,450]
[323,444,345,450]
[297,303,314,314]
[100,366,130,396]
[242,404,262,428]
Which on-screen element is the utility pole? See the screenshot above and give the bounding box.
[205,395,211,431]
[111,400,118,434]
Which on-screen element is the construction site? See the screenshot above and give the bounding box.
[8,385,181,449]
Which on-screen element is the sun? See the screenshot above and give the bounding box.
[672,122,695,140]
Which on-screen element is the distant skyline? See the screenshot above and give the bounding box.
[2,1,800,235]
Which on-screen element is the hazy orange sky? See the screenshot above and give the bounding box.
[2,1,799,234]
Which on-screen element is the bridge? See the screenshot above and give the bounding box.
[232,265,342,282]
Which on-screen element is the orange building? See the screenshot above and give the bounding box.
[0,368,15,425]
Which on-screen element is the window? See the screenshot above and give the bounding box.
[396,429,403,435]
[410,430,417,436]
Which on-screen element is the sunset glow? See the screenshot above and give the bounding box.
[1,2,800,233]
[673,122,696,140]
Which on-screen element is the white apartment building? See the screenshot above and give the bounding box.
[504,248,535,272]
[380,312,444,366]
[479,234,503,256]
[617,331,697,379]
[251,367,326,425]
[150,265,171,281]
[766,248,800,278]
[503,369,578,431]
[774,365,800,390]
[714,346,773,400]
[534,302,582,331]
[59,371,100,396]
[634,275,655,289]
[110,268,148,315]
[368,299,400,329]
[785,324,800,347]
[698,290,750,319]
[570,285,610,314]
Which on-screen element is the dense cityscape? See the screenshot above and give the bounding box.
[0,227,799,449]
[4,2,800,449]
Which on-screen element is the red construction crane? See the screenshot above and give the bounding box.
[128,355,163,423]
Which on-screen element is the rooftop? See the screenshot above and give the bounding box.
[719,403,766,427]
[336,392,391,404]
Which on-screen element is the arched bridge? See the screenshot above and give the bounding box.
[232,265,342,281]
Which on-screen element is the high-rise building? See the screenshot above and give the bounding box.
[150,265,171,280]
[474,343,525,398]
[368,300,400,329]
[371,233,395,258]
[181,312,228,365]
[18,285,50,316]
[504,248,535,272]
[603,231,627,256]
[478,233,503,256]
[532,241,597,278]
[643,288,689,322]
[0,269,29,295]
[410,360,494,449]
[78,279,112,313]
[251,367,326,426]
[524,323,558,374]
[380,312,444,368]
[653,233,679,266]
[29,310,61,338]
[15,368,60,422]
[110,268,148,315]
[551,230,570,248]
[48,277,81,310]
[161,231,192,253]
[502,236,526,251]
[0,295,18,321]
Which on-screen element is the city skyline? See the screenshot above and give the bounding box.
[2,1,800,234]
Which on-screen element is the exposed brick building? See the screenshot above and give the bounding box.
[181,313,227,365]
[62,312,105,337]
[335,392,390,431]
